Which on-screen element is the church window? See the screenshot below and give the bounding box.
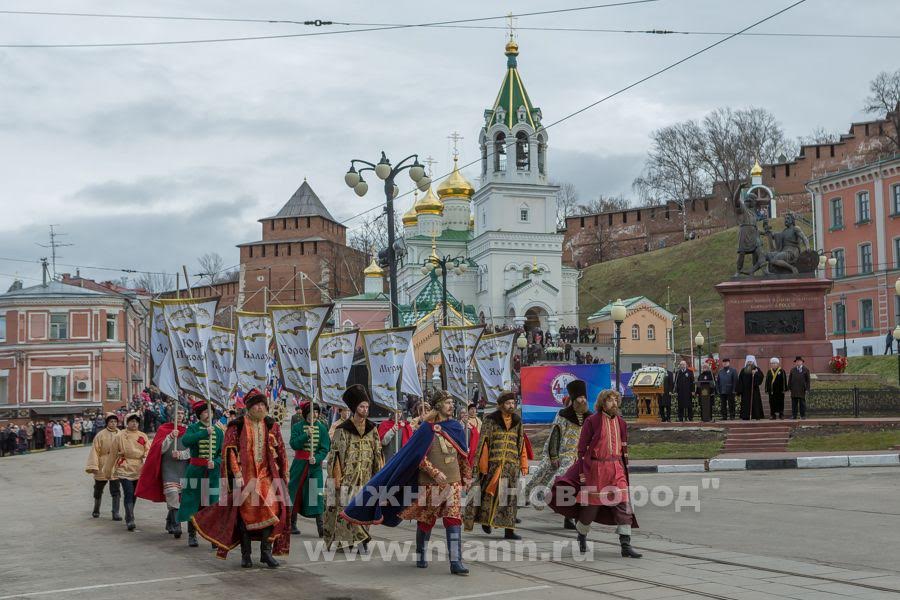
[537,135,546,175]
[515,131,529,171]
[631,324,640,340]
[495,133,507,172]
[519,204,529,222]
[647,324,655,340]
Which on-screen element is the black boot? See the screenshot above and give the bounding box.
[481,524,492,535]
[577,533,587,553]
[125,503,136,531]
[259,527,280,568]
[315,514,324,538]
[446,525,469,576]
[240,529,252,568]
[92,496,102,519]
[415,527,431,568]
[563,517,576,530]
[620,534,642,558]
[504,528,521,541]
[187,521,199,547]
[290,513,300,535]
[165,508,175,534]
[171,513,182,539]
[111,495,122,521]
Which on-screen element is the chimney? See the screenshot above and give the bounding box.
[41,258,49,287]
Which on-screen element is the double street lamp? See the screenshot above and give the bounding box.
[694,331,705,373]
[344,152,431,327]
[421,240,468,326]
[610,299,627,393]
[517,332,527,368]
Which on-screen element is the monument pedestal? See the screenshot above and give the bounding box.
[715,278,834,374]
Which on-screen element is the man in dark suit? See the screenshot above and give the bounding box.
[673,360,695,422]
[787,356,811,419]
[660,364,674,422]
[716,358,738,420]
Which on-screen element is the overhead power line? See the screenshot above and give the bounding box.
[0,1,664,48]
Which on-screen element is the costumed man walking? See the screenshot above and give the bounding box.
[737,355,764,420]
[464,391,528,541]
[85,413,122,521]
[378,409,412,463]
[673,361,695,422]
[105,413,149,531]
[288,401,330,538]
[524,380,592,530]
[135,408,188,538]
[192,389,290,568]
[178,400,223,548]
[342,390,471,575]
[764,358,787,419]
[548,389,641,558]
[324,385,383,551]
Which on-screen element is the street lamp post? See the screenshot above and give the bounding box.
[695,331,705,374]
[517,332,527,369]
[421,239,468,326]
[894,326,900,387]
[610,299,627,393]
[344,152,430,327]
[703,318,712,360]
[839,292,848,357]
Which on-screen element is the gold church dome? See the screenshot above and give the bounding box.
[750,161,763,177]
[436,156,475,200]
[505,37,519,56]
[414,185,444,216]
[363,257,384,278]
[402,201,418,226]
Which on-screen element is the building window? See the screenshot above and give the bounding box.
[519,205,529,222]
[860,298,874,331]
[647,324,656,340]
[832,249,845,278]
[50,314,68,340]
[631,324,640,340]
[0,315,5,342]
[893,184,900,215]
[515,131,529,171]
[494,133,507,173]
[0,375,7,404]
[830,198,843,229]
[833,302,846,334]
[856,191,871,223]
[106,314,116,341]
[859,244,873,274]
[106,379,121,401]
[50,375,67,402]
[895,238,900,269]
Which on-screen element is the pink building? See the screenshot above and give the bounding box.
[810,155,900,356]
[0,275,150,425]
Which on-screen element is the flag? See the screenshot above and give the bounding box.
[473,330,517,405]
[361,326,416,411]
[401,342,423,398]
[317,329,358,407]
[440,324,484,404]
[161,297,219,400]
[270,304,333,400]
[149,302,178,399]
[234,311,272,394]
[205,326,235,406]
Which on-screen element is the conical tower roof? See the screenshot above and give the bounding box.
[486,37,541,130]
[262,180,336,221]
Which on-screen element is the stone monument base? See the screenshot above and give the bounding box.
[715,277,834,373]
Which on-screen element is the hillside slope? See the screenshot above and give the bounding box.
[579,227,738,357]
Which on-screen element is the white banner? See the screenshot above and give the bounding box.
[162,298,220,400]
[149,302,178,399]
[440,325,484,404]
[270,304,333,400]
[206,326,235,406]
[473,330,516,405]
[235,311,272,393]
[401,343,423,399]
[316,329,358,407]
[362,327,415,411]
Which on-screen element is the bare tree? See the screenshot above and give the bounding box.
[798,126,841,146]
[133,272,175,294]
[633,120,708,240]
[197,252,226,285]
[575,195,630,215]
[347,210,403,256]
[864,68,900,151]
[552,180,579,229]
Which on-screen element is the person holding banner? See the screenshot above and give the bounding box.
[178,400,224,548]
[135,408,189,539]
[324,385,383,552]
[547,389,641,559]
[191,390,290,568]
[288,401,330,538]
[341,390,472,576]
[524,380,592,530]
[463,391,528,541]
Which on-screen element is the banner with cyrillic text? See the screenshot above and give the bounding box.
[440,324,484,404]
[149,301,178,400]
[235,311,272,393]
[206,326,235,406]
[161,297,220,400]
[316,329,359,407]
[473,330,516,405]
[270,304,333,400]
[361,326,415,411]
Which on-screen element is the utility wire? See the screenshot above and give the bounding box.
[0,1,664,48]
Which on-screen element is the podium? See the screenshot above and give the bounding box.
[627,367,667,423]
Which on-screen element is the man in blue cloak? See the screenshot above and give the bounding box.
[341,390,471,575]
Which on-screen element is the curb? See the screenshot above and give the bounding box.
[635,453,900,473]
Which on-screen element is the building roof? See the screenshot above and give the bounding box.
[237,235,327,248]
[408,229,473,242]
[0,280,114,300]
[587,296,674,321]
[397,270,477,326]
[485,38,542,131]
[259,180,337,223]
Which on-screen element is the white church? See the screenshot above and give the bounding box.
[396,37,579,336]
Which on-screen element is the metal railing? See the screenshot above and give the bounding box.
[807,388,900,417]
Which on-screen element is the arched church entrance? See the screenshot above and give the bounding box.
[524,306,547,332]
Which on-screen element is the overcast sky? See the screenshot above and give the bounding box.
[0,0,897,289]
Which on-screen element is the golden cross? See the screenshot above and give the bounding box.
[506,12,517,41]
[447,131,464,160]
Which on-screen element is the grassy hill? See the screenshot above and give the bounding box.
[579,227,738,357]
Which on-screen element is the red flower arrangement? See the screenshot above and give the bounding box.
[704,357,721,373]
[828,355,848,374]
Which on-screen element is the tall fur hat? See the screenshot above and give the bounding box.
[566,379,587,400]
[342,384,369,413]
[497,390,516,404]
[244,388,268,410]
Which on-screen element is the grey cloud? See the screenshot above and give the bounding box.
[551,149,646,201]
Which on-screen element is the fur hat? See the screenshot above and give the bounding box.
[125,412,141,425]
[104,412,119,425]
[244,389,268,410]
[300,401,320,418]
[191,399,209,418]
[566,379,587,400]
[342,384,369,413]
[497,390,516,404]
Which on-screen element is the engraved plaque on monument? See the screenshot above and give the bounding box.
[744,310,805,335]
